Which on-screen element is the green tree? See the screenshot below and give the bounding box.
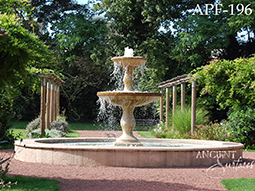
[52,13,110,120]
[0,14,53,85]
[193,55,255,110]
[172,0,255,67]
[0,0,53,141]
[172,13,230,68]
[30,0,91,41]
[95,0,216,88]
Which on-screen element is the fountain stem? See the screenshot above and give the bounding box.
[123,65,134,91]
[115,105,143,146]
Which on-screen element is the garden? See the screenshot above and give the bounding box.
[1,0,255,190]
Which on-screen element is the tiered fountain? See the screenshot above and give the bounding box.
[14,48,244,167]
[97,47,161,146]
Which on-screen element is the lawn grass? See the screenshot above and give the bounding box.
[138,131,155,138]
[9,120,29,129]
[10,129,27,140]
[1,176,59,191]
[66,130,80,138]
[68,121,107,130]
[221,178,255,191]
[9,120,155,131]
[244,149,255,152]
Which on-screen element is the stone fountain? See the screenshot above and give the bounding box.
[97,48,161,146]
[14,47,244,167]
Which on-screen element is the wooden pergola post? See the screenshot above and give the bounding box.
[46,81,51,130]
[40,78,46,136]
[172,85,177,128]
[191,81,196,135]
[56,85,60,119]
[172,85,177,114]
[53,83,57,121]
[160,89,164,122]
[165,87,170,128]
[49,83,54,123]
[181,83,185,110]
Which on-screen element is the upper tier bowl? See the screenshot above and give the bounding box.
[97,91,162,107]
[111,56,147,67]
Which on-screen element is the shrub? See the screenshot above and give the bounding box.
[0,141,16,189]
[193,56,255,110]
[223,106,255,148]
[26,116,69,138]
[0,89,13,143]
[26,118,40,134]
[190,122,231,141]
[45,129,66,138]
[0,153,10,179]
[152,107,209,139]
[28,128,66,138]
[50,120,69,133]
[152,122,182,139]
[27,128,42,139]
[56,114,67,122]
[171,106,208,135]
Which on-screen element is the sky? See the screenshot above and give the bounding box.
[76,0,90,4]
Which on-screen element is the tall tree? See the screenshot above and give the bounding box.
[95,0,214,87]
[52,12,110,120]
[172,0,255,68]
[30,0,92,41]
[0,0,53,141]
[0,1,53,85]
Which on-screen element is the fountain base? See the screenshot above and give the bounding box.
[114,134,143,146]
[14,138,244,168]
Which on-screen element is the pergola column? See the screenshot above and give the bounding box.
[172,85,177,114]
[53,84,57,121]
[181,83,185,110]
[46,81,51,130]
[165,87,170,128]
[40,78,46,136]
[160,89,164,122]
[191,81,196,135]
[50,83,54,123]
[172,85,177,128]
[56,85,60,119]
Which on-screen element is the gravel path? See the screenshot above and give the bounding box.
[3,130,255,191]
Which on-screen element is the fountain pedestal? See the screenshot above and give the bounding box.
[97,56,162,146]
[115,105,142,146]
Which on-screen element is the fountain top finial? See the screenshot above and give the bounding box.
[124,47,134,57]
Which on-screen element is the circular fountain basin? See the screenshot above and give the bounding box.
[97,92,162,107]
[14,138,243,167]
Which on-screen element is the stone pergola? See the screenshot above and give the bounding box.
[0,26,8,38]
[37,73,65,135]
[157,74,197,134]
